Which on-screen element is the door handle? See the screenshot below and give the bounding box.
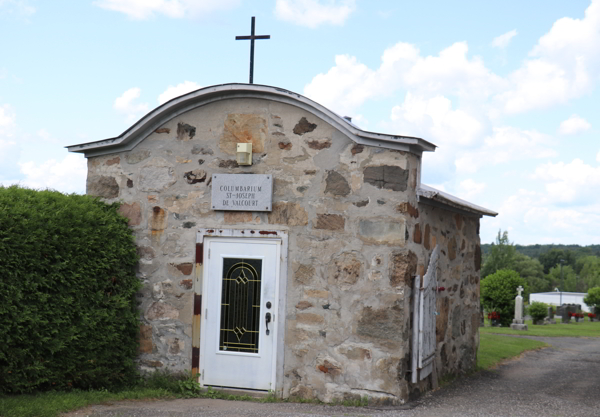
[265,312,271,335]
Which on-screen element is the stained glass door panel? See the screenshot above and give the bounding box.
[219,258,262,353]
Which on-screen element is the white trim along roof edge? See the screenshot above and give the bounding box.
[418,184,498,218]
[66,83,437,158]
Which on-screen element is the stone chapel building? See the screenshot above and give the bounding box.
[68,83,496,404]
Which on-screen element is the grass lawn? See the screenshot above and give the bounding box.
[477,333,548,370]
[4,322,596,417]
[480,318,600,337]
[0,388,175,417]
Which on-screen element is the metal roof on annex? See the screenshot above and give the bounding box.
[418,184,498,218]
[66,83,437,158]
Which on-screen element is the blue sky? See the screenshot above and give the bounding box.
[1,0,599,245]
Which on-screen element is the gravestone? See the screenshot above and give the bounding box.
[544,306,556,324]
[557,305,569,323]
[510,286,528,330]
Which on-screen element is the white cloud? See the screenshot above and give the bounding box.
[14,154,87,194]
[304,41,503,116]
[93,0,239,20]
[533,158,600,204]
[558,114,591,135]
[485,186,600,245]
[457,179,486,200]
[0,104,16,132]
[390,93,483,147]
[455,126,557,174]
[274,0,355,28]
[0,0,35,16]
[491,29,518,49]
[497,0,600,114]
[114,87,149,123]
[158,81,202,105]
[36,128,61,144]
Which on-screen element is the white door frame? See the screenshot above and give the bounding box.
[195,229,288,395]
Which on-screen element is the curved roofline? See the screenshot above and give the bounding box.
[66,83,437,158]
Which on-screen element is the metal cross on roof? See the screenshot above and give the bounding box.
[236,16,270,84]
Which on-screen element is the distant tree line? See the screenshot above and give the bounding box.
[481,231,600,294]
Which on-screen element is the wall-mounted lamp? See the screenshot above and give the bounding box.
[236,143,253,166]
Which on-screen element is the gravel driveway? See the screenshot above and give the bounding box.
[64,336,600,417]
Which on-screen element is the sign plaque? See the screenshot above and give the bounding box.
[211,174,273,211]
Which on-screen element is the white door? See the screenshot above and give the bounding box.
[200,238,280,390]
[411,245,439,383]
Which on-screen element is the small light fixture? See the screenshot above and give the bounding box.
[236,143,253,166]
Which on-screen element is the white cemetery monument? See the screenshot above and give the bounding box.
[510,285,528,330]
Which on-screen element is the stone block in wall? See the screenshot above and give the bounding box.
[314,214,345,230]
[145,301,179,321]
[220,113,267,154]
[139,324,154,353]
[448,237,457,261]
[139,158,177,191]
[324,171,351,197]
[294,263,315,284]
[296,301,313,310]
[296,313,324,325]
[87,175,119,198]
[396,202,419,218]
[316,355,342,376]
[149,206,168,232]
[176,122,196,141]
[336,344,372,361]
[293,117,317,135]
[357,305,403,341]
[306,139,331,150]
[125,150,151,165]
[451,305,463,339]
[414,223,422,244]
[359,219,405,246]
[363,165,408,191]
[290,385,314,399]
[328,252,362,286]
[424,224,431,249]
[389,250,417,287]
[224,211,253,224]
[118,202,142,226]
[168,262,193,276]
[168,337,185,355]
[436,297,450,344]
[305,289,329,299]
[268,202,308,226]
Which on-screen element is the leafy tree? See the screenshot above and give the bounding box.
[539,248,576,274]
[528,301,549,323]
[548,264,582,292]
[481,230,517,278]
[481,269,527,327]
[576,256,600,289]
[584,287,600,310]
[513,253,550,293]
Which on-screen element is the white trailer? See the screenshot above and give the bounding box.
[529,291,591,312]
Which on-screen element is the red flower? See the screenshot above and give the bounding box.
[487,311,500,320]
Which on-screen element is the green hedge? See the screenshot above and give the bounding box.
[481,269,527,327]
[0,186,140,393]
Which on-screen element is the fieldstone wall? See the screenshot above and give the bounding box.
[410,204,482,388]
[85,97,480,404]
